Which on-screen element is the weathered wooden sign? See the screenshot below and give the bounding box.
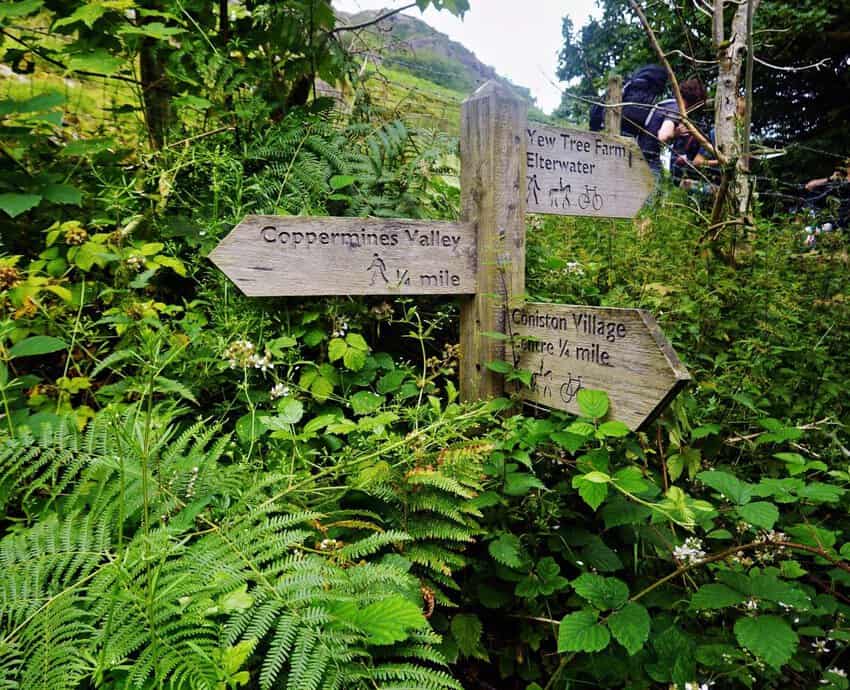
[209,216,477,296]
[209,81,690,428]
[524,124,654,218]
[511,303,691,429]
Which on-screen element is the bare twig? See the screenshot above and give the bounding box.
[330,3,418,34]
[627,0,725,164]
[754,56,831,72]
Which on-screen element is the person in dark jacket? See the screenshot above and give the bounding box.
[626,79,707,175]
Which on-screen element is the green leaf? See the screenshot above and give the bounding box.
[353,596,426,645]
[736,501,779,529]
[66,49,124,76]
[9,335,67,358]
[572,573,629,610]
[504,472,545,496]
[608,602,650,655]
[329,174,355,190]
[350,391,384,416]
[328,338,347,362]
[377,369,407,394]
[41,183,82,206]
[0,193,41,218]
[53,3,111,29]
[557,609,611,653]
[489,533,523,568]
[153,376,197,404]
[343,347,366,371]
[0,0,43,19]
[572,474,608,510]
[690,584,745,610]
[310,376,334,402]
[451,614,482,657]
[597,420,630,437]
[345,332,369,351]
[697,470,753,505]
[734,616,798,669]
[551,430,586,454]
[577,389,609,418]
[276,398,304,425]
[486,360,512,374]
[119,22,185,39]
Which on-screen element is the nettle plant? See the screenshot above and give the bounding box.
[445,390,850,689]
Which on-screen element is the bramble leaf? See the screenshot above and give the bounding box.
[608,602,650,655]
[557,609,611,653]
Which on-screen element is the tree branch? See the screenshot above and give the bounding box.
[627,0,726,164]
[330,3,418,34]
[0,28,141,85]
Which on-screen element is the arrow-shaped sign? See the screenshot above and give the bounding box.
[510,303,690,429]
[524,125,654,218]
[209,216,477,296]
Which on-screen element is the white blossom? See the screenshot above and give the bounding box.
[673,537,706,565]
[270,383,290,399]
[812,639,831,654]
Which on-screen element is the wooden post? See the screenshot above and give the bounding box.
[605,74,623,134]
[459,81,527,402]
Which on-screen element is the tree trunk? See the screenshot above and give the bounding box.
[713,0,760,217]
[138,1,172,149]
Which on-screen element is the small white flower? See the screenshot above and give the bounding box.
[673,537,706,566]
[270,383,290,399]
[828,668,848,678]
[812,639,831,654]
[744,598,759,611]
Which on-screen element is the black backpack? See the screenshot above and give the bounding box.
[589,65,668,133]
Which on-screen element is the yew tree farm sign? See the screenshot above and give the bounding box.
[209,217,476,296]
[525,125,654,218]
[512,304,691,430]
[209,80,688,427]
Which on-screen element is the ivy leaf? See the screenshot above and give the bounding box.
[489,533,523,569]
[353,596,426,645]
[734,615,798,669]
[690,584,745,610]
[572,573,629,610]
[736,501,779,529]
[577,389,609,419]
[608,602,650,655]
[557,609,611,653]
[450,614,482,657]
[0,193,41,218]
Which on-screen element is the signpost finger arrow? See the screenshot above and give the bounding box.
[510,303,690,430]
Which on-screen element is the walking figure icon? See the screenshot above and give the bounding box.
[367,253,389,285]
[527,174,541,205]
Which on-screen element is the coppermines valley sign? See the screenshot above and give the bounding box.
[209,82,688,428]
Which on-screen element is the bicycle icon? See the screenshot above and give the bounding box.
[577,185,603,211]
[559,373,583,404]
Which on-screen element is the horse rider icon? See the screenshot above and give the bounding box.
[367,253,389,286]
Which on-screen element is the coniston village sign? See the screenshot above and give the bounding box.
[210,81,688,426]
[512,304,691,430]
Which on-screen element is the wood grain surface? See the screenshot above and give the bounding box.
[524,124,654,219]
[510,303,690,429]
[209,216,477,296]
[459,81,528,401]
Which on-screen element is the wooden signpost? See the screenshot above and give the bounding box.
[210,80,689,428]
[511,304,690,430]
[525,124,654,218]
[209,216,476,296]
